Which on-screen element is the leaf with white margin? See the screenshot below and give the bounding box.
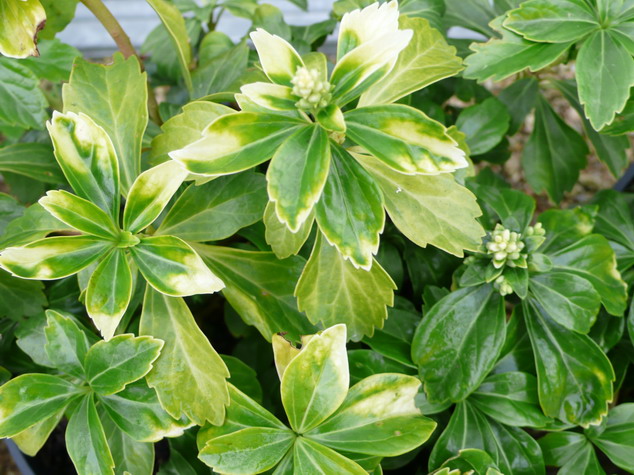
[240,82,297,111]
[336,0,401,61]
[98,380,193,442]
[169,112,306,176]
[66,394,115,475]
[359,16,463,106]
[130,235,224,297]
[295,233,395,341]
[86,249,134,340]
[0,0,46,58]
[356,152,483,257]
[47,111,120,219]
[268,124,331,232]
[586,403,634,472]
[315,145,384,270]
[123,161,188,234]
[101,412,154,475]
[140,288,229,426]
[12,407,65,457]
[85,334,164,396]
[307,373,436,456]
[0,374,82,437]
[263,201,314,260]
[281,324,349,433]
[250,28,304,86]
[39,190,119,240]
[272,333,301,380]
[293,437,366,474]
[0,236,112,280]
[345,104,467,174]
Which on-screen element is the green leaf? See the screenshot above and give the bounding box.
[0,269,46,319]
[586,403,634,472]
[439,448,502,474]
[293,437,366,474]
[44,310,89,378]
[528,272,600,334]
[463,22,572,82]
[552,79,630,177]
[47,111,120,219]
[547,234,627,316]
[0,57,48,129]
[539,430,603,474]
[0,193,23,234]
[63,54,148,195]
[307,373,435,456]
[200,427,295,474]
[198,244,315,341]
[444,0,497,37]
[359,16,463,106]
[123,161,188,234]
[85,334,163,395]
[0,0,46,58]
[522,95,588,203]
[315,145,384,270]
[523,301,614,427]
[38,0,78,40]
[19,39,80,82]
[158,172,267,241]
[0,202,71,249]
[504,0,600,43]
[263,201,313,259]
[130,235,224,297]
[193,40,249,98]
[429,401,545,475]
[150,101,234,165]
[470,372,552,428]
[295,233,395,341]
[86,249,134,340]
[0,374,81,437]
[357,152,484,257]
[0,236,112,280]
[600,97,634,135]
[345,104,467,174]
[146,0,193,94]
[250,28,304,86]
[469,181,535,233]
[222,355,263,403]
[66,395,115,475]
[268,124,330,232]
[101,412,154,475]
[98,381,191,442]
[594,189,634,269]
[577,29,634,131]
[140,288,229,425]
[170,112,305,176]
[412,285,505,404]
[499,78,540,135]
[456,98,510,156]
[0,143,65,184]
[282,324,349,433]
[39,190,119,240]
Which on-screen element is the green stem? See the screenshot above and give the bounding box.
[79,0,162,125]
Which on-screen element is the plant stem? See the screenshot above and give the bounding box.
[79,0,162,125]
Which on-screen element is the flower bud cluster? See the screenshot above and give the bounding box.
[494,275,513,296]
[486,225,526,269]
[291,67,332,110]
[525,222,545,237]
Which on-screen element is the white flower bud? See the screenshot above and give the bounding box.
[291,67,332,110]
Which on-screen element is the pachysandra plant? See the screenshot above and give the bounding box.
[170,0,482,271]
[1,0,634,473]
[197,324,436,474]
[0,111,224,339]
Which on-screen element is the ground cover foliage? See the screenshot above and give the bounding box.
[0,0,633,473]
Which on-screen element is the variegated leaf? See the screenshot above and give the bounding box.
[130,235,224,296]
[345,104,467,174]
[240,82,297,111]
[47,111,120,219]
[0,236,112,280]
[268,124,330,232]
[250,28,304,86]
[0,0,46,59]
[86,249,134,340]
[170,112,305,176]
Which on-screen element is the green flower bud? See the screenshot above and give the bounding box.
[291,67,332,110]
